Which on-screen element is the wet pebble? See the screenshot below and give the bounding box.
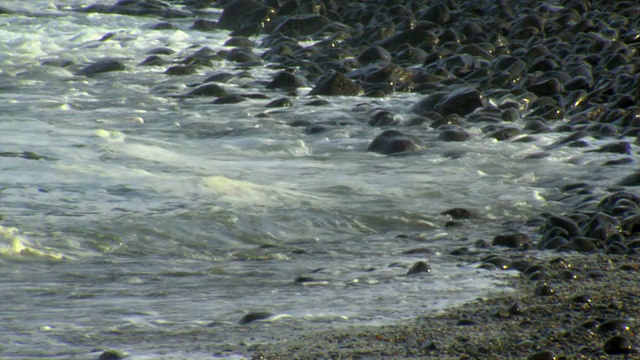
[528,350,556,360]
[534,284,555,296]
[265,98,293,108]
[367,130,422,155]
[98,349,127,360]
[309,72,363,96]
[406,261,431,275]
[603,335,634,355]
[597,319,632,335]
[239,311,274,325]
[492,233,531,248]
[438,127,470,142]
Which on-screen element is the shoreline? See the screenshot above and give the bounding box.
[249,252,639,359]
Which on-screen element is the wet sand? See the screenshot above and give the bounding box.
[250,252,639,359]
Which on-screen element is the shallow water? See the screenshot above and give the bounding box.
[0,1,636,359]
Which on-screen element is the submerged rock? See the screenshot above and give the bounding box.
[75,59,125,76]
[367,130,422,155]
[239,311,274,325]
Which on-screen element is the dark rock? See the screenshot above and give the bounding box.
[266,98,293,108]
[165,65,197,75]
[438,127,470,142]
[148,47,175,55]
[456,318,477,326]
[395,46,428,65]
[603,335,634,355]
[224,36,255,48]
[357,46,392,65]
[305,124,328,134]
[369,111,397,127]
[148,22,175,30]
[375,29,439,51]
[367,130,422,155]
[226,49,262,63]
[586,141,632,155]
[267,71,307,90]
[419,340,438,353]
[191,19,218,31]
[75,59,125,76]
[139,55,165,66]
[212,95,246,104]
[534,284,555,296]
[488,127,520,141]
[569,236,599,253]
[617,170,640,186]
[547,215,581,237]
[411,92,449,116]
[436,88,483,117]
[545,130,588,150]
[420,3,451,25]
[509,301,525,315]
[606,241,628,255]
[217,0,272,31]
[272,15,331,38]
[309,72,363,96]
[441,208,475,219]
[305,99,330,106]
[526,78,564,97]
[406,261,431,275]
[528,350,556,360]
[597,319,632,335]
[493,233,530,248]
[239,311,273,325]
[603,158,634,166]
[187,83,227,97]
[482,256,510,270]
[203,72,234,84]
[98,350,126,360]
[79,1,192,18]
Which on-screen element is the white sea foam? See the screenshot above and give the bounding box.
[0,2,636,359]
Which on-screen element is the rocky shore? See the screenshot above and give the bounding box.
[68,0,640,359]
[250,252,640,359]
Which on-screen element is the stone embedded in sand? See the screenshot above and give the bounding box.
[534,284,555,296]
[604,335,634,355]
[527,350,555,360]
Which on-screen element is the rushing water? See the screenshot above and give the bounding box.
[0,1,635,359]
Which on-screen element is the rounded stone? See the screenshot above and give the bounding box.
[603,335,634,355]
[528,350,556,360]
[367,130,422,155]
[309,73,363,96]
[534,284,555,296]
[438,127,470,142]
[239,311,274,325]
[406,261,432,275]
[493,233,530,248]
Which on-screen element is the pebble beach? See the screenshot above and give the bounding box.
[2,0,640,359]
